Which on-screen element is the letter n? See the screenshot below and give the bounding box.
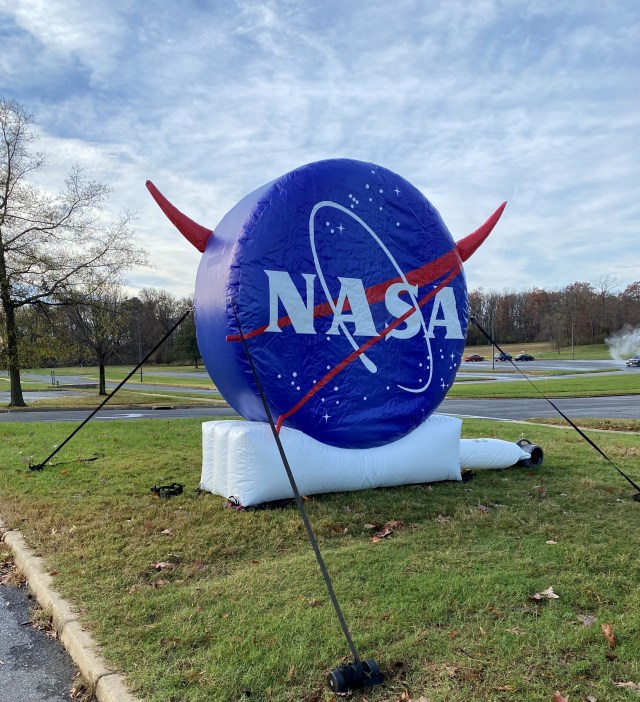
[265,271,316,334]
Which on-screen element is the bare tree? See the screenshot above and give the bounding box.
[593,274,621,337]
[0,98,147,405]
[62,278,131,395]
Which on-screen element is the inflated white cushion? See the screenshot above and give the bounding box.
[201,414,463,505]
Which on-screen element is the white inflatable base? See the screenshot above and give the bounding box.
[201,416,531,506]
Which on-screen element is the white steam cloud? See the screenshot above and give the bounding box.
[606,326,640,360]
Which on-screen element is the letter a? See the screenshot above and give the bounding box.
[426,287,464,339]
[327,277,377,337]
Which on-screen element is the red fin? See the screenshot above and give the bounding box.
[455,202,507,262]
[146,180,213,252]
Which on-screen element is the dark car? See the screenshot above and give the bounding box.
[515,353,535,361]
[464,353,485,362]
[494,352,512,361]
[626,357,640,367]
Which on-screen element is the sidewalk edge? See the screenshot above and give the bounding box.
[1,520,143,702]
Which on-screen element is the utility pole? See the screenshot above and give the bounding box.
[492,312,496,370]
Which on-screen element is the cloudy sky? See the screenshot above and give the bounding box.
[1,0,638,298]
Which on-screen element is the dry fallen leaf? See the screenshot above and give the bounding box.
[160,528,173,536]
[602,623,615,649]
[531,586,559,601]
[369,519,403,542]
[552,692,569,702]
[546,540,558,545]
[150,561,176,571]
[613,682,640,691]
[577,614,597,627]
[540,587,559,599]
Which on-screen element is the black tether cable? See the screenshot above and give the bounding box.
[470,317,640,498]
[30,308,193,471]
[229,299,362,664]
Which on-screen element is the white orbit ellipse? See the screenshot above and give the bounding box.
[308,200,433,393]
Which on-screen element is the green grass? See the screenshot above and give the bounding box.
[449,372,640,399]
[1,418,639,701]
[463,343,614,361]
[2,365,224,409]
[1,375,55,392]
[524,417,640,433]
[456,368,617,377]
[24,365,215,390]
[23,389,226,410]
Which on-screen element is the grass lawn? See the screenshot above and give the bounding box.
[526,418,640,433]
[463,343,614,361]
[23,389,226,410]
[1,418,639,701]
[24,365,216,390]
[448,372,640,399]
[2,365,225,409]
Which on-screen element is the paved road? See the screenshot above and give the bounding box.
[457,358,633,382]
[0,583,76,702]
[0,406,238,423]
[439,395,640,420]
[1,396,639,424]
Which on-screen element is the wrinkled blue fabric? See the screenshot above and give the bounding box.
[195,159,467,448]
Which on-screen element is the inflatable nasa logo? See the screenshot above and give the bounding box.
[147,159,505,448]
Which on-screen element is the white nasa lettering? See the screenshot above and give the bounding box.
[328,277,377,337]
[265,270,463,340]
[265,270,316,334]
[426,287,464,339]
[384,283,421,340]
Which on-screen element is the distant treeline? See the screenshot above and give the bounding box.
[8,288,197,370]
[5,278,640,371]
[467,278,640,349]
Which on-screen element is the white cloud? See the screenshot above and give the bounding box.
[0,0,638,299]
[1,0,128,84]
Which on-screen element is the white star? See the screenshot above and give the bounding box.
[323,412,331,422]
[337,224,344,233]
[394,187,400,195]
[450,352,456,362]
[440,380,446,390]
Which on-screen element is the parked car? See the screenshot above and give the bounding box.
[494,352,512,361]
[464,353,485,362]
[515,353,535,361]
[626,357,640,367]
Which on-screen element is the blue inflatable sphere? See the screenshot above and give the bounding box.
[193,159,468,448]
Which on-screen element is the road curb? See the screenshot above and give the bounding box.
[1,520,143,702]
